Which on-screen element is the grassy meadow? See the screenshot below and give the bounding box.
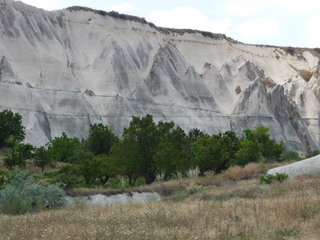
[1,159,320,240]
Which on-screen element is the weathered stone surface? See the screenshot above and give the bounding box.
[0,0,320,153]
[267,155,320,177]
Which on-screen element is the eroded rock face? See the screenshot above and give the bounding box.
[0,0,320,152]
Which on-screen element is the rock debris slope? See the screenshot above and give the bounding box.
[0,0,320,152]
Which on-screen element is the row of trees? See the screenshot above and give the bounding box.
[0,110,285,187]
[43,115,284,186]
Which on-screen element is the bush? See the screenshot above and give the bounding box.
[314,48,320,54]
[225,163,265,180]
[281,151,301,161]
[286,47,295,55]
[275,172,289,182]
[186,185,206,195]
[26,184,66,209]
[0,170,7,189]
[225,165,242,180]
[3,143,35,170]
[260,174,275,184]
[260,173,288,184]
[0,168,66,215]
[49,165,82,190]
[235,126,284,166]
[0,186,31,215]
[306,151,320,159]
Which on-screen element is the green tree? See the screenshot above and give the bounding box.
[66,140,94,164]
[87,123,117,156]
[0,109,25,148]
[235,139,259,166]
[49,165,81,190]
[235,125,284,166]
[154,141,184,181]
[47,132,81,162]
[111,115,189,185]
[191,131,240,174]
[155,124,188,180]
[192,135,227,174]
[3,143,35,170]
[77,159,98,186]
[120,115,161,184]
[188,128,205,143]
[33,145,53,173]
[77,156,115,186]
[111,139,140,186]
[161,124,187,151]
[220,131,241,161]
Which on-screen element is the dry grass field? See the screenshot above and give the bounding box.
[1,162,320,240]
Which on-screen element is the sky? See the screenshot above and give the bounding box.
[16,0,320,48]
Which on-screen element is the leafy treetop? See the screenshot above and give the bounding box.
[0,109,25,148]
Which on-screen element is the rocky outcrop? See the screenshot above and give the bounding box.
[0,0,320,152]
[267,155,320,177]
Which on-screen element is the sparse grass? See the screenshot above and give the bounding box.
[262,77,277,88]
[225,163,267,180]
[299,69,313,82]
[65,6,229,41]
[1,171,320,239]
[1,155,320,239]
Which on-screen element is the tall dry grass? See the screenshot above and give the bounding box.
[1,172,320,239]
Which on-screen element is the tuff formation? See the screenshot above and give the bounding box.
[267,155,320,177]
[1,0,320,153]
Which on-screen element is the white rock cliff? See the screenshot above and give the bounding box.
[1,0,320,153]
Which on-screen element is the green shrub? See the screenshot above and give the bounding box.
[186,185,207,195]
[281,151,301,161]
[306,151,320,159]
[274,172,289,182]
[49,165,82,189]
[260,173,289,184]
[286,47,295,55]
[0,170,7,189]
[259,174,274,184]
[0,168,66,215]
[235,126,284,166]
[0,186,31,215]
[314,48,320,54]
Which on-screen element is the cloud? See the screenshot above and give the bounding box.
[282,0,320,14]
[106,2,135,13]
[304,15,320,48]
[16,0,58,10]
[147,7,232,35]
[227,0,272,16]
[235,18,280,40]
[227,0,320,16]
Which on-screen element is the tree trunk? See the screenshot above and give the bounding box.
[145,169,156,185]
[0,139,5,148]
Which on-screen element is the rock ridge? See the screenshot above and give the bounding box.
[0,0,319,153]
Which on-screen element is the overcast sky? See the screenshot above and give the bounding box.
[16,0,320,48]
